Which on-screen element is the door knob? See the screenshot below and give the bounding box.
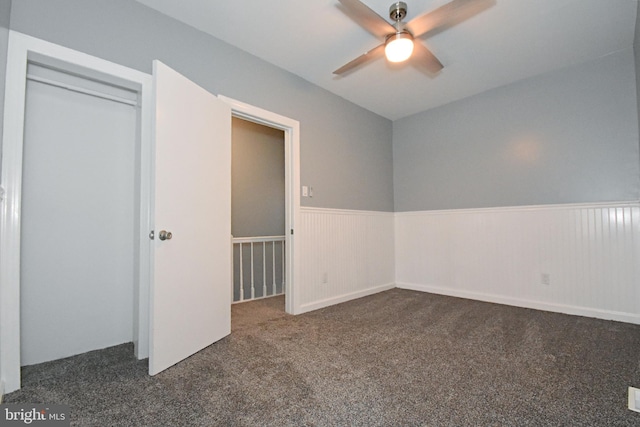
[159,230,173,241]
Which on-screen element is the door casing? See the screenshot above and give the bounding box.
[0,31,153,393]
[219,96,300,315]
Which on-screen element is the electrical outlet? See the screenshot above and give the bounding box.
[541,273,550,286]
[322,272,328,284]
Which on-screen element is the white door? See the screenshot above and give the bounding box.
[149,61,231,375]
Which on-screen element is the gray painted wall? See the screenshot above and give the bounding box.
[393,48,640,211]
[232,118,285,237]
[9,0,394,212]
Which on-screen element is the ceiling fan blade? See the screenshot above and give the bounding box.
[333,44,385,75]
[406,0,494,38]
[411,42,444,75]
[338,0,396,39]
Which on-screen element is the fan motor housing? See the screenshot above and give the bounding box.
[389,2,408,21]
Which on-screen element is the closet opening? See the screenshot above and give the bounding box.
[19,62,143,367]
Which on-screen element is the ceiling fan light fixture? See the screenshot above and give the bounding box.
[385,32,414,63]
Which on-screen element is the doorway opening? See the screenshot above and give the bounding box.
[219,95,301,316]
[231,118,286,308]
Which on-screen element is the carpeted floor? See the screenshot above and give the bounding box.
[5,288,640,426]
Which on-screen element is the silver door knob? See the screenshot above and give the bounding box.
[159,230,173,241]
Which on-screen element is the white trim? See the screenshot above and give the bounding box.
[232,293,284,305]
[218,95,301,315]
[396,282,640,325]
[137,60,153,364]
[26,74,139,106]
[0,31,153,393]
[232,235,286,244]
[299,283,396,314]
[395,200,640,216]
[301,206,394,217]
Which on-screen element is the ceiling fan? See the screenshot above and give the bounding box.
[334,0,492,75]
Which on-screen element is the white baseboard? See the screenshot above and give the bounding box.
[396,282,640,324]
[298,283,395,314]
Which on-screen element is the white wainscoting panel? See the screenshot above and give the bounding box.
[395,202,640,324]
[298,207,395,313]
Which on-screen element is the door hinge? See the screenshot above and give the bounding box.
[291,229,294,235]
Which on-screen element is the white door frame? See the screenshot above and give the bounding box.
[218,96,301,315]
[0,31,153,393]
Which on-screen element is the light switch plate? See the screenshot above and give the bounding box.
[302,186,308,197]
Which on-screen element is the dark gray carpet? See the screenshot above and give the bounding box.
[5,289,640,426]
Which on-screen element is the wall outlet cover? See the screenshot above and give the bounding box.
[541,273,550,285]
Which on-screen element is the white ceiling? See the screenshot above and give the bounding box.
[135,0,638,120]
